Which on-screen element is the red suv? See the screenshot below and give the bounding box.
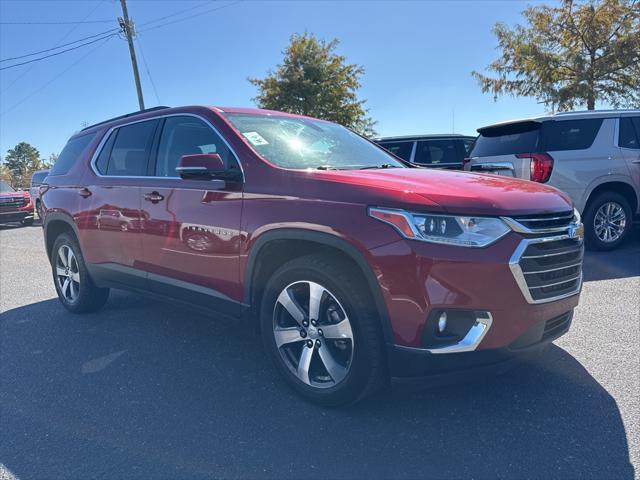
[0,179,34,226]
[41,106,584,405]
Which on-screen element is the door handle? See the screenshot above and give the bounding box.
[144,191,164,203]
[78,188,92,198]
[632,159,640,164]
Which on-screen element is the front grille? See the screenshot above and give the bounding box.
[511,211,575,231]
[0,196,27,209]
[542,311,573,341]
[515,237,583,302]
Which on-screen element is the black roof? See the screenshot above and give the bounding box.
[373,133,476,142]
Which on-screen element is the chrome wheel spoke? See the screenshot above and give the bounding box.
[296,346,313,385]
[58,247,68,267]
[318,346,347,384]
[67,248,74,269]
[69,279,78,299]
[274,327,304,348]
[56,266,67,277]
[308,282,325,322]
[62,278,70,298]
[321,318,353,340]
[71,271,80,283]
[276,289,306,325]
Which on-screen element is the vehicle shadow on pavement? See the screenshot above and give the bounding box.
[583,227,640,281]
[0,293,635,479]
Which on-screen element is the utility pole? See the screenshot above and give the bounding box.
[119,0,145,110]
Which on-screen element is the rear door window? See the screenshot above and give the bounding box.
[414,139,460,166]
[101,120,159,176]
[540,119,603,151]
[378,141,413,161]
[49,133,96,176]
[619,117,640,149]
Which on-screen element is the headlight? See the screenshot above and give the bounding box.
[369,207,510,247]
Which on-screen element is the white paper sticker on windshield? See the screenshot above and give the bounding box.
[242,131,269,146]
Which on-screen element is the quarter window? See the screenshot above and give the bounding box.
[414,140,460,166]
[619,117,640,149]
[99,120,159,176]
[540,119,603,151]
[155,116,235,177]
[49,132,96,176]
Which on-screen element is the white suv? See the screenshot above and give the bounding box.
[465,110,640,250]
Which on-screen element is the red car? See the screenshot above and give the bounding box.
[0,179,34,226]
[41,106,584,405]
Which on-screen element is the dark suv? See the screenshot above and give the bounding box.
[41,106,584,405]
[374,134,476,169]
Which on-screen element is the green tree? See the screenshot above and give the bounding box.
[473,0,640,111]
[250,33,376,136]
[3,142,42,188]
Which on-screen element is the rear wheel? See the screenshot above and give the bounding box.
[260,254,386,406]
[51,232,110,313]
[584,192,632,251]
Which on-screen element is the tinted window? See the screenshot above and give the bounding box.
[30,171,48,185]
[462,138,475,155]
[104,120,158,176]
[49,133,95,176]
[471,122,541,157]
[619,117,640,149]
[155,116,234,177]
[378,141,413,161]
[95,130,117,174]
[541,119,602,151]
[414,139,460,165]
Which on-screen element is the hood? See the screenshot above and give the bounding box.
[320,168,573,216]
[0,190,29,198]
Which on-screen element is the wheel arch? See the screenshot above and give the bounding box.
[583,180,638,216]
[244,229,394,344]
[44,212,81,261]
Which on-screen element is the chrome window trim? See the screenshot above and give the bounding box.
[508,234,583,304]
[88,112,245,182]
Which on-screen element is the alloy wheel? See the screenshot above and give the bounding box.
[55,245,81,302]
[272,280,354,388]
[594,202,626,243]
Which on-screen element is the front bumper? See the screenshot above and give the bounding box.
[388,310,573,385]
[0,209,34,223]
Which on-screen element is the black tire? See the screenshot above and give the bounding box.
[51,232,110,313]
[583,192,632,251]
[260,253,386,406]
[35,200,42,219]
[21,218,34,226]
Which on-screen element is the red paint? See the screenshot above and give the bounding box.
[41,106,581,358]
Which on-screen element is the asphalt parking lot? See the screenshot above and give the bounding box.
[1,224,638,479]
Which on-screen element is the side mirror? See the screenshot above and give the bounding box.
[176,153,241,181]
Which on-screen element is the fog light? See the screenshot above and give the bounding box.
[437,312,447,333]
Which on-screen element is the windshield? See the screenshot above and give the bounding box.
[223,113,405,170]
[0,180,15,193]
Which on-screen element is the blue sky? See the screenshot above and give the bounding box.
[0,0,568,159]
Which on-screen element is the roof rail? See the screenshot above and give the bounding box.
[555,109,639,116]
[81,106,171,131]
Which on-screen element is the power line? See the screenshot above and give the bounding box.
[0,36,115,117]
[138,1,242,33]
[0,28,119,63]
[135,35,161,105]
[1,0,108,95]
[0,33,118,71]
[138,1,213,28]
[0,19,114,25]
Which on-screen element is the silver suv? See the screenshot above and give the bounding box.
[465,110,640,250]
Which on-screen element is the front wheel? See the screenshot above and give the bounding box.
[584,193,632,251]
[51,232,110,313]
[260,254,386,406]
[21,218,34,226]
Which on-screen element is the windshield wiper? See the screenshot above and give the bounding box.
[316,165,340,170]
[358,164,400,170]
